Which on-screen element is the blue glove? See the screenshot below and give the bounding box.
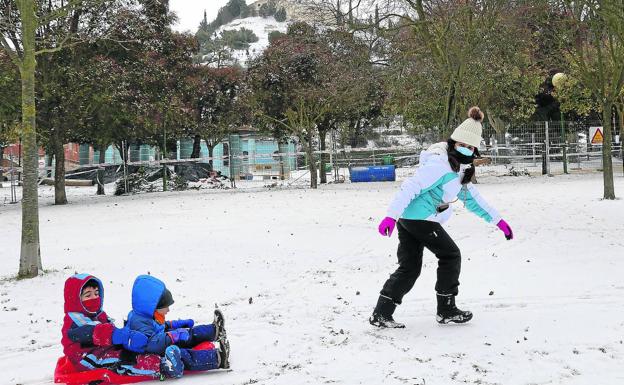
[112,327,148,353]
[168,319,194,329]
[190,325,216,342]
[167,328,191,344]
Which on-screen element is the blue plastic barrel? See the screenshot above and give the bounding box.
[350,165,396,182]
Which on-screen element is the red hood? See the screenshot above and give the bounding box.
[63,274,104,315]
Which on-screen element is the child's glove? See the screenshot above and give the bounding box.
[378,217,396,237]
[111,327,148,353]
[167,329,191,344]
[190,325,216,342]
[167,319,195,329]
[496,219,513,240]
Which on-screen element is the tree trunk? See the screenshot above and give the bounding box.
[616,102,623,137]
[602,103,615,199]
[0,146,4,184]
[336,0,342,25]
[443,75,458,135]
[620,105,624,175]
[190,134,201,158]
[46,152,53,177]
[319,128,327,184]
[53,131,67,205]
[348,0,353,24]
[305,134,318,189]
[350,119,361,148]
[618,103,624,177]
[207,144,215,170]
[117,140,128,165]
[18,0,42,278]
[97,143,106,195]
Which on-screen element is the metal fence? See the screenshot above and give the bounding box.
[480,121,623,175]
[2,121,623,195]
[318,121,623,177]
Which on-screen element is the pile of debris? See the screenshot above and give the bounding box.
[62,163,229,195]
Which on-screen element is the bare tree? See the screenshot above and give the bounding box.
[0,0,128,278]
[558,0,624,199]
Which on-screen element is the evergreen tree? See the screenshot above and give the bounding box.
[221,28,259,50]
[259,1,278,18]
[268,31,286,44]
[275,7,287,22]
[196,10,211,44]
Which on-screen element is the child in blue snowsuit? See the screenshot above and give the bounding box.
[125,275,230,378]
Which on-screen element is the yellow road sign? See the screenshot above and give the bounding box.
[589,126,604,145]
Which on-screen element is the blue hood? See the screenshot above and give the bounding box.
[131,275,166,318]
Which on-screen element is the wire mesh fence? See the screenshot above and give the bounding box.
[2,121,622,194]
[480,121,623,175]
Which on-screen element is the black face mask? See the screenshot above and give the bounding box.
[448,147,474,165]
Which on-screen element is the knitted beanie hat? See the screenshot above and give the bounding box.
[450,107,484,148]
[157,288,174,309]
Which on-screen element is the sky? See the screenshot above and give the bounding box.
[169,0,233,33]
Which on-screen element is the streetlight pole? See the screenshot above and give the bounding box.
[553,73,569,174]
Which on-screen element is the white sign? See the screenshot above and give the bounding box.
[589,126,604,145]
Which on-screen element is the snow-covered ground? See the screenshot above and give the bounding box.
[216,16,288,65]
[1,172,623,385]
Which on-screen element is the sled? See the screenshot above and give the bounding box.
[54,356,154,385]
[54,342,230,385]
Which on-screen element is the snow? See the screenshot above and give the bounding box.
[215,16,289,65]
[1,172,623,384]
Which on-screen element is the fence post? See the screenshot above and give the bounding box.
[532,133,536,166]
[162,129,168,191]
[561,120,568,174]
[122,140,129,194]
[229,143,236,188]
[563,142,568,174]
[491,135,498,164]
[329,131,334,181]
[9,152,17,204]
[545,122,551,175]
[620,136,623,176]
[600,144,603,170]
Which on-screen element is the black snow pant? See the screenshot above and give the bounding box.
[380,219,462,304]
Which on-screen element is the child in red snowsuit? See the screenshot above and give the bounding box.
[61,273,160,376]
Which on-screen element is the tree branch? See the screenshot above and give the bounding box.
[38,0,85,26]
[34,32,75,55]
[7,29,23,57]
[261,113,293,132]
[0,35,22,70]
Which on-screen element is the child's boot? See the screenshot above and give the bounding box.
[436,293,473,324]
[161,345,184,378]
[214,309,226,340]
[216,336,230,369]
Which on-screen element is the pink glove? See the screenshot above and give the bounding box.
[378,217,396,237]
[496,219,513,240]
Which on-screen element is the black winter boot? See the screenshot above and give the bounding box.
[436,294,473,324]
[214,309,226,341]
[369,295,405,328]
[217,335,230,369]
